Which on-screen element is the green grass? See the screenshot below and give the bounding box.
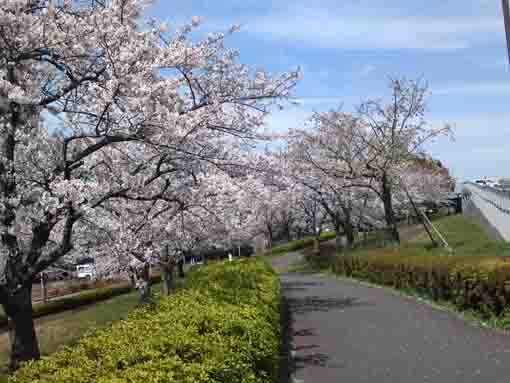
[329,215,510,259]
[274,215,509,261]
[408,214,510,257]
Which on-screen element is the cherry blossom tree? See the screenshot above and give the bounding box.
[293,79,451,244]
[285,123,370,250]
[0,0,299,367]
[290,183,328,253]
[354,78,452,241]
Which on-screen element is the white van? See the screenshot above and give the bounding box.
[76,264,96,280]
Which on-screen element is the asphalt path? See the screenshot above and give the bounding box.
[271,252,510,383]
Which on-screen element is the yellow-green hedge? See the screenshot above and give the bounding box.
[333,250,510,318]
[10,259,280,383]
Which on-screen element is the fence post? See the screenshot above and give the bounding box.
[41,272,48,303]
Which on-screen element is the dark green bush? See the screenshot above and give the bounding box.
[0,275,162,328]
[333,249,510,318]
[266,231,337,256]
[10,259,280,383]
[303,243,338,270]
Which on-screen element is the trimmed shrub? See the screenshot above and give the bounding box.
[10,259,281,383]
[333,249,510,318]
[266,231,337,256]
[0,275,162,328]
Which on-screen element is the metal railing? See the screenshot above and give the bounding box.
[463,183,510,240]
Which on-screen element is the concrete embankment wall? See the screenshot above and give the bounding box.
[462,192,505,241]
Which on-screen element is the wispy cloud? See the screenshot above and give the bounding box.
[290,97,344,107]
[243,6,501,51]
[430,113,510,138]
[433,82,510,96]
[359,64,377,76]
[264,107,312,133]
[425,113,510,179]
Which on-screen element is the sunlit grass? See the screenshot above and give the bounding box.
[406,214,510,257]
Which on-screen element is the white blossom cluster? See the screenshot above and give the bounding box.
[0,0,299,290]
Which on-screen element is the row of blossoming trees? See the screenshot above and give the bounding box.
[0,0,452,370]
[0,0,301,368]
[250,79,454,252]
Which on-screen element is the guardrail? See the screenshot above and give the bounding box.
[463,183,510,240]
[464,183,510,214]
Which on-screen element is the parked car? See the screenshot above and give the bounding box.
[76,263,97,280]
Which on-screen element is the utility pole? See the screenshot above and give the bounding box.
[502,0,510,65]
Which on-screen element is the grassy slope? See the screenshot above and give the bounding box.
[267,215,503,260]
[336,215,510,259]
[298,215,510,271]
[407,214,510,257]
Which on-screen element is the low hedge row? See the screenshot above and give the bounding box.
[11,258,281,383]
[267,231,337,256]
[332,250,510,318]
[0,275,162,328]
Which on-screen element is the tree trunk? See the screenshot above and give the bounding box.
[1,285,40,370]
[381,173,400,243]
[161,265,173,296]
[128,266,137,288]
[312,236,321,256]
[334,223,344,252]
[285,223,292,242]
[177,259,185,278]
[138,279,151,303]
[344,221,355,248]
[267,225,273,250]
[137,263,151,303]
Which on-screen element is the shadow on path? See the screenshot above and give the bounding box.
[287,295,367,314]
[274,253,510,383]
[281,280,324,292]
[279,287,368,382]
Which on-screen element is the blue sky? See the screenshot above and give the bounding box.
[148,0,510,182]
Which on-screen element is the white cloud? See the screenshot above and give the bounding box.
[426,113,510,180]
[433,82,510,96]
[290,97,344,107]
[243,6,501,51]
[430,113,510,138]
[263,107,312,133]
[359,64,376,76]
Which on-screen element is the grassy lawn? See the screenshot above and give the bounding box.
[301,215,510,272]
[325,215,510,259]
[0,288,146,381]
[406,214,510,257]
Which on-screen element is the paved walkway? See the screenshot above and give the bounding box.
[271,253,510,383]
